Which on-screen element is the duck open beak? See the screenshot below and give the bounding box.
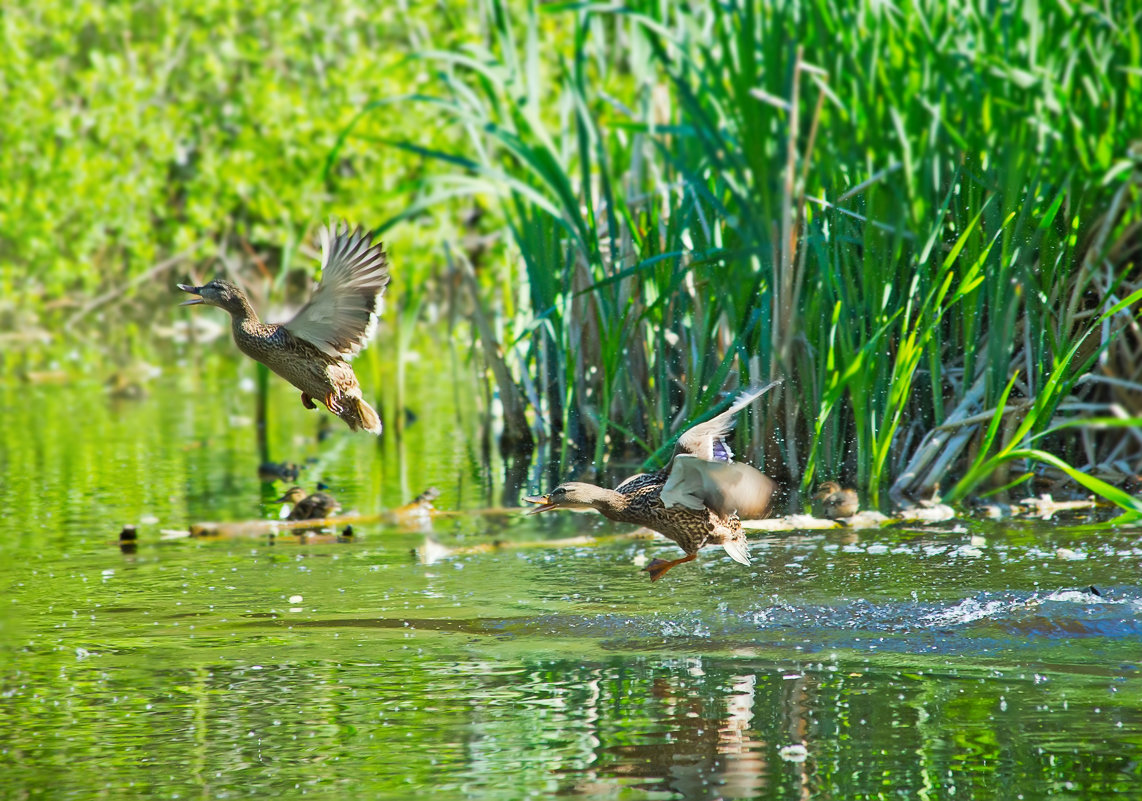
[177,284,204,306]
[523,494,556,514]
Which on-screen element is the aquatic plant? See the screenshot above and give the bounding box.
[356,0,1141,504]
[2,0,1139,508]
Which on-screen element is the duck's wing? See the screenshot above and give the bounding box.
[672,380,782,462]
[615,470,661,493]
[288,497,312,520]
[312,493,340,516]
[283,221,391,359]
[661,455,777,519]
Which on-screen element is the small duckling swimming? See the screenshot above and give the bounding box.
[258,461,301,482]
[274,487,342,521]
[813,481,860,519]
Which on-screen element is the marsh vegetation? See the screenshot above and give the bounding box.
[4,0,1141,516]
[2,4,1142,794]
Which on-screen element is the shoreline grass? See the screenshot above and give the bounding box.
[1,0,1139,512]
[358,0,1142,509]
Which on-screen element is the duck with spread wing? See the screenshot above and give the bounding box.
[177,222,390,434]
[525,381,781,581]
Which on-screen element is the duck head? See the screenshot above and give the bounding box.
[812,481,843,500]
[177,279,249,315]
[524,482,612,514]
[273,487,309,505]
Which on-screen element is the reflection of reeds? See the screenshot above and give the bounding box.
[352,0,1142,510]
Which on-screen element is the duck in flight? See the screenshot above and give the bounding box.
[178,222,390,434]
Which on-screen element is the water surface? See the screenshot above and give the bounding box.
[2,365,1140,799]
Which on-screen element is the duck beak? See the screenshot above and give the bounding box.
[177,284,204,306]
[523,494,556,514]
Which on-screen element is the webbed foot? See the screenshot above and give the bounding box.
[644,553,697,582]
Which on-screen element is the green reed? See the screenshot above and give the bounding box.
[947,286,1142,518]
[352,0,1141,501]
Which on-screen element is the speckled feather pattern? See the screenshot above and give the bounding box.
[597,468,738,556]
[525,383,783,570]
[179,221,388,434]
[232,318,372,428]
[288,492,340,521]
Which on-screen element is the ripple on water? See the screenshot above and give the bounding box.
[450,584,1142,664]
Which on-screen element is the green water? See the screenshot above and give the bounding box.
[2,357,1141,800]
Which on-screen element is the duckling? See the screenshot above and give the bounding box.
[178,221,390,434]
[813,481,860,519]
[274,486,342,521]
[393,486,440,528]
[525,382,781,581]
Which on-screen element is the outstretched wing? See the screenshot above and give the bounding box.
[661,455,777,519]
[283,221,391,359]
[672,380,783,462]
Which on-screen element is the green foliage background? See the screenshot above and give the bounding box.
[2,0,1139,503]
[352,0,1141,501]
[0,0,493,302]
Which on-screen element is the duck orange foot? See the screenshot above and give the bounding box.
[644,553,696,582]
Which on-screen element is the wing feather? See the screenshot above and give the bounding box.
[283,221,391,359]
[661,455,777,519]
[672,380,783,461]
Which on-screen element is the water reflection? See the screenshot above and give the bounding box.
[3,373,1142,799]
[594,669,774,800]
[6,645,1137,800]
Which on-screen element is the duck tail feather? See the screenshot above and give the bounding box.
[342,397,383,435]
[722,537,752,566]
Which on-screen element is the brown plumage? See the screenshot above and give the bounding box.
[813,481,860,519]
[177,222,390,434]
[274,486,341,521]
[524,382,781,581]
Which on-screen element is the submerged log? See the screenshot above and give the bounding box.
[416,531,652,565]
[186,489,447,539]
[189,512,377,538]
[1013,495,1104,518]
[895,503,957,523]
[742,514,841,531]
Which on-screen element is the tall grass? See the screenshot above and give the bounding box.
[0,0,484,350]
[353,0,1142,504]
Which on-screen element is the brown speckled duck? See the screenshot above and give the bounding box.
[525,382,781,581]
[178,222,390,434]
[274,486,342,521]
[813,481,859,519]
